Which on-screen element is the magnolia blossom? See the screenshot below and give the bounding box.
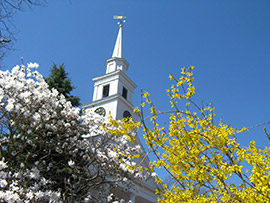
[0,63,147,202]
[0,159,61,203]
[68,160,75,167]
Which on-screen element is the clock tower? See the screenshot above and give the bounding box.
[82,22,137,121]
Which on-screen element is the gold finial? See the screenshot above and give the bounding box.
[113,15,126,27]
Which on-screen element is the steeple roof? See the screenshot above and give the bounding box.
[112,25,123,58]
[105,22,128,74]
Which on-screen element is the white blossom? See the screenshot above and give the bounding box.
[27,62,39,69]
[151,172,157,177]
[29,167,39,180]
[0,159,7,170]
[0,179,7,188]
[6,98,15,112]
[25,191,34,200]
[0,63,149,202]
[68,160,75,167]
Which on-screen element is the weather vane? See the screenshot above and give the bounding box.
[113,15,126,27]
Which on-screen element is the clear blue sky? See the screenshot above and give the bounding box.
[2,0,270,157]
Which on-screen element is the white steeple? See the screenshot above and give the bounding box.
[82,18,136,120]
[105,23,129,74]
[82,17,158,202]
[112,24,123,58]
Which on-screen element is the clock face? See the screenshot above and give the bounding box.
[94,107,106,117]
[123,110,131,118]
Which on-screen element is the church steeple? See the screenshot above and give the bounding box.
[105,18,129,74]
[82,17,136,120]
[112,24,123,58]
[82,18,158,202]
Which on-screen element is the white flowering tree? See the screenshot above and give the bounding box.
[0,63,144,202]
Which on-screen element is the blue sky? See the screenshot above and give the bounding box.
[2,0,270,168]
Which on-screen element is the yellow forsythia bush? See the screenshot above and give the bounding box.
[116,66,270,202]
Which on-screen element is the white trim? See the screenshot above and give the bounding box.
[93,69,136,89]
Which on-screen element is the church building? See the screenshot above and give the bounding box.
[82,18,158,202]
